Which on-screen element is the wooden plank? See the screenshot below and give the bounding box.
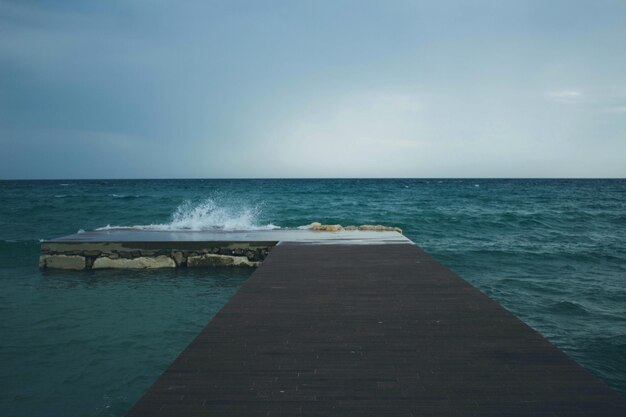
[126,243,626,416]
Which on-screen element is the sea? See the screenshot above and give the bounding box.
[1,179,625,416]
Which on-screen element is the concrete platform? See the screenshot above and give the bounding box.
[47,228,412,245]
[39,229,411,270]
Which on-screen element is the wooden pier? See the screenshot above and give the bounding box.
[124,241,626,416]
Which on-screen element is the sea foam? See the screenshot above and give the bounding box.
[96,198,279,231]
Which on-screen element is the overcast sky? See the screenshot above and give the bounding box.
[1,0,625,178]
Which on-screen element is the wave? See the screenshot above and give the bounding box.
[550,300,591,316]
[110,194,143,199]
[96,198,279,231]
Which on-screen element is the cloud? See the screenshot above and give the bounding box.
[266,90,426,153]
[545,88,626,114]
[366,138,423,149]
[2,1,626,178]
[547,90,583,103]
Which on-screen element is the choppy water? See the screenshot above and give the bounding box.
[1,179,625,415]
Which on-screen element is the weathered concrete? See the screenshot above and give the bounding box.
[92,256,176,269]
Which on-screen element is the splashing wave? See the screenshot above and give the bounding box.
[96,198,279,231]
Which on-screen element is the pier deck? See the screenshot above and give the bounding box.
[126,242,626,416]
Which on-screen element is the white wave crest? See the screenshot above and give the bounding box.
[96,198,279,231]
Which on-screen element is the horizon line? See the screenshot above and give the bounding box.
[2,177,626,181]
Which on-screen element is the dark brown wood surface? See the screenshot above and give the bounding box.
[127,243,626,416]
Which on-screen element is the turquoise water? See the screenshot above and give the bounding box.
[1,179,625,415]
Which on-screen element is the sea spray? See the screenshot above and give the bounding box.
[96,197,279,231]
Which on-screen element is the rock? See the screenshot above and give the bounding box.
[83,250,102,257]
[119,250,142,259]
[187,254,259,268]
[308,223,344,232]
[358,224,403,234]
[189,254,233,266]
[40,255,86,270]
[92,256,176,269]
[172,251,186,267]
[305,222,401,233]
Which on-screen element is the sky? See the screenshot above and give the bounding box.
[1,0,625,179]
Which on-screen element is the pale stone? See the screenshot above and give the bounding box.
[306,221,401,234]
[92,255,175,269]
[172,251,185,266]
[358,224,403,234]
[309,223,344,232]
[40,254,86,270]
[187,254,259,268]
